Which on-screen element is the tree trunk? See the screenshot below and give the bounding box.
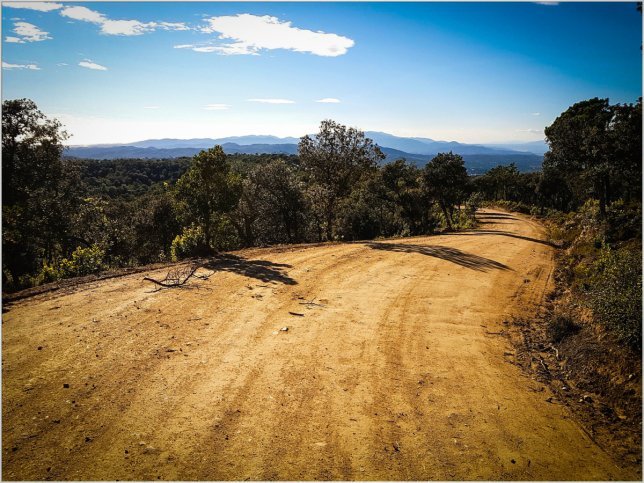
[440,201,452,230]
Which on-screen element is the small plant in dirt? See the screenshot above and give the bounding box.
[546,312,580,343]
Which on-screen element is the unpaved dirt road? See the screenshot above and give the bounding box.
[2,210,636,480]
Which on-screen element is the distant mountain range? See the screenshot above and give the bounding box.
[64,131,547,174]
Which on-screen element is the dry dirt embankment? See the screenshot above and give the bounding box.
[2,209,637,480]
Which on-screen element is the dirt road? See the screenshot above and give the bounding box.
[2,210,636,480]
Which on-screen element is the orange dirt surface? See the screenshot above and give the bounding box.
[2,209,637,480]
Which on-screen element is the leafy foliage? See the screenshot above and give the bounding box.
[422,152,469,229]
[39,245,106,283]
[583,246,642,349]
[175,145,242,253]
[544,97,642,215]
[299,119,385,240]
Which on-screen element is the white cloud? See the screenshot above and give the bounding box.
[204,104,230,110]
[535,2,559,5]
[101,19,155,36]
[316,98,341,103]
[199,14,354,57]
[59,5,192,36]
[79,60,107,71]
[531,112,541,116]
[57,62,68,66]
[13,21,51,42]
[174,43,249,54]
[158,22,190,31]
[4,2,63,12]
[2,61,40,70]
[247,98,295,104]
[60,5,105,24]
[5,36,25,43]
[515,128,542,134]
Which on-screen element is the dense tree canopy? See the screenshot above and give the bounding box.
[422,152,469,229]
[544,97,642,215]
[175,145,242,253]
[299,119,385,240]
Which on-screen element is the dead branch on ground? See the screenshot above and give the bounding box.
[143,263,212,289]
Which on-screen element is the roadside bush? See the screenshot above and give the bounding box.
[38,244,106,283]
[171,225,206,261]
[605,200,642,245]
[583,246,642,350]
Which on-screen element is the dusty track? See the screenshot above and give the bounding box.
[2,209,636,480]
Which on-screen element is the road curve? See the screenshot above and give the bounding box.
[2,209,635,480]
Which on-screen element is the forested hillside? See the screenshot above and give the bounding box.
[3,94,641,474]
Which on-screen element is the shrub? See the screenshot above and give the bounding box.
[170,225,206,261]
[605,200,642,244]
[37,244,106,283]
[584,246,642,349]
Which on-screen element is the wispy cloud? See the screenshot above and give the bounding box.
[531,112,541,116]
[4,1,63,12]
[143,106,160,109]
[247,98,295,104]
[174,44,227,53]
[204,104,230,110]
[57,62,69,66]
[534,1,559,5]
[79,59,107,71]
[158,22,190,31]
[199,14,354,57]
[316,98,341,103]
[101,19,156,36]
[9,21,51,42]
[2,61,40,70]
[60,4,189,36]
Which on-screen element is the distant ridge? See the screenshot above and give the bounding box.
[64,131,545,173]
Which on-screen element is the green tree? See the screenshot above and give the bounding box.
[422,152,469,230]
[2,99,79,287]
[175,146,242,253]
[381,159,427,235]
[298,120,385,240]
[543,97,643,216]
[2,99,68,206]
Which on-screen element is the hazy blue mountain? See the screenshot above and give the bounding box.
[73,135,301,150]
[64,143,299,160]
[482,140,549,156]
[69,131,540,157]
[64,131,544,172]
[365,131,521,156]
[65,142,542,173]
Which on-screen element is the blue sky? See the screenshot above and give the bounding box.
[2,1,641,145]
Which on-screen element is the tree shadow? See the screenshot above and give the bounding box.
[202,254,297,285]
[477,212,518,221]
[366,242,511,272]
[442,230,554,247]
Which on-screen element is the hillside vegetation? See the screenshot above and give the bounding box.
[2,96,641,477]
